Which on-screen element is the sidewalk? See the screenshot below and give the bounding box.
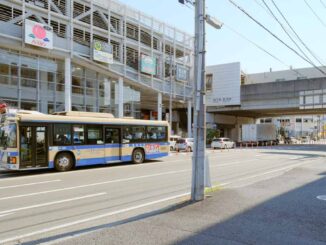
[45,161,326,245]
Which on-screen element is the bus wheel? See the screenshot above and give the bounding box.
[55,152,74,171]
[132,148,145,164]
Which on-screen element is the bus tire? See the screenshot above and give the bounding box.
[54,152,74,171]
[132,148,145,164]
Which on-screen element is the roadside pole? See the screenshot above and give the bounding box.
[191,0,206,201]
[169,55,173,134]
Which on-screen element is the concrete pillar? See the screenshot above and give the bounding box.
[118,77,124,118]
[188,100,192,138]
[40,71,48,114]
[64,57,72,112]
[157,92,162,121]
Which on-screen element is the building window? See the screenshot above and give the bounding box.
[206,74,213,92]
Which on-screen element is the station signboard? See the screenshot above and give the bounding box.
[93,40,113,64]
[24,19,53,49]
[140,54,157,75]
[206,62,241,106]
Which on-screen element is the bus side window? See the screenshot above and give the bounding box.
[73,125,85,145]
[53,124,71,146]
[87,125,103,145]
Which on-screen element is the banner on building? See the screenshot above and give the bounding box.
[140,54,157,75]
[93,40,113,64]
[24,19,53,49]
[176,64,189,82]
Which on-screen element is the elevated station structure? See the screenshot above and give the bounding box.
[0,0,194,135]
[206,64,326,140]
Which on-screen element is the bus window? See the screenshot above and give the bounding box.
[147,126,167,141]
[87,125,103,145]
[123,126,146,143]
[105,128,120,144]
[73,125,85,145]
[53,124,71,145]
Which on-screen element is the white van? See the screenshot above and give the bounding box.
[169,135,181,151]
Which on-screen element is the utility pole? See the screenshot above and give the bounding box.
[178,0,222,201]
[169,55,173,134]
[192,0,206,201]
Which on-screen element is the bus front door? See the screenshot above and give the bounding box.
[20,126,48,169]
[104,127,121,163]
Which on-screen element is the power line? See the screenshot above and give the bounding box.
[227,0,326,75]
[225,23,304,77]
[261,0,317,67]
[304,0,326,29]
[270,0,326,68]
[321,0,326,11]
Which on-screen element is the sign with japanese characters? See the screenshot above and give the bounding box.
[93,40,113,64]
[24,19,53,49]
[140,54,157,75]
[206,62,241,106]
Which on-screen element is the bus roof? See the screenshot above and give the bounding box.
[13,110,169,126]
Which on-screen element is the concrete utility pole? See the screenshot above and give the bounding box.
[178,0,222,201]
[192,0,206,201]
[169,55,173,133]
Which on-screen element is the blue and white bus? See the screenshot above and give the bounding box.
[0,110,170,171]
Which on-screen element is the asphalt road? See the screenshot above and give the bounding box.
[0,145,325,244]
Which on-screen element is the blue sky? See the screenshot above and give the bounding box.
[118,0,326,74]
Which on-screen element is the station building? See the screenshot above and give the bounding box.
[0,0,194,136]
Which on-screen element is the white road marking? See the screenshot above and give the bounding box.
[0,192,107,215]
[219,159,317,187]
[0,192,190,244]
[0,213,14,218]
[0,170,189,201]
[0,179,61,190]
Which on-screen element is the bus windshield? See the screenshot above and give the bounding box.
[0,123,17,148]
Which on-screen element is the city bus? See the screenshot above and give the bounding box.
[0,109,169,171]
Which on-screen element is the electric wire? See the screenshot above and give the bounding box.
[321,0,326,11]
[225,23,304,77]
[261,0,322,69]
[185,0,306,77]
[227,0,326,75]
[270,0,326,68]
[304,0,326,29]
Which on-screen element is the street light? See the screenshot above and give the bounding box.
[179,0,222,201]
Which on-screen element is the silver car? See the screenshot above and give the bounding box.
[211,138,235,149]
[176,138,194,152]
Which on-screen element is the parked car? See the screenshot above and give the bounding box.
[211,138,235,149]
[301,136,310,143]
[284,137,300,144]
[176,138,194,152]
[169,135,181,151]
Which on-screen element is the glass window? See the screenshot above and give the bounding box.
[87,125,103,145]
[147,126,167,141]
[105,128,120,144]
[1,124,17,148]
[73,125,85,145]
[53,124,71,145]
[123,126,146,143]
[4,123,17,148]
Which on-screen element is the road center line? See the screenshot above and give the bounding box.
[0,192,107,215]
[0,180,62,190]
[0,192,191,244]
[0,170,189,201]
